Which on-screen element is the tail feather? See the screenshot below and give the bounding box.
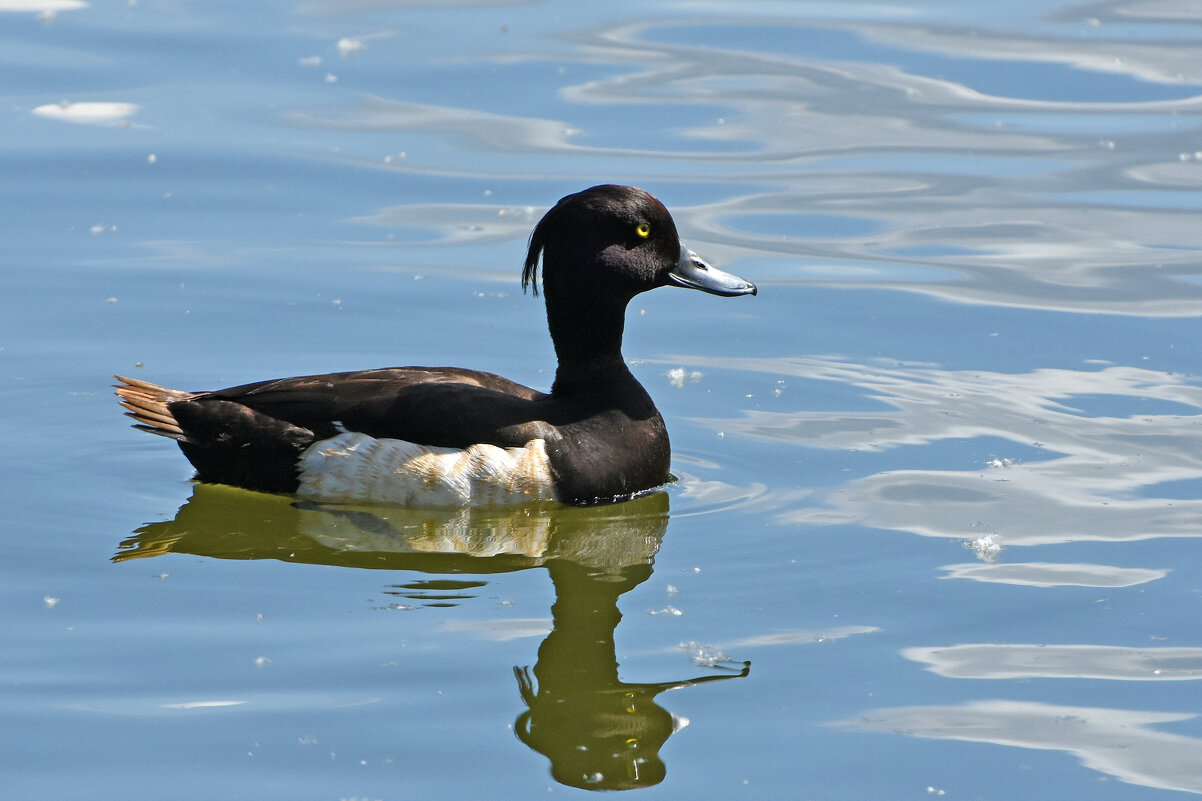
[113,375,197,441]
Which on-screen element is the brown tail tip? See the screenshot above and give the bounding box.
[114,374,195,441]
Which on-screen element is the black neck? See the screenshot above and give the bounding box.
[546,294,636,396]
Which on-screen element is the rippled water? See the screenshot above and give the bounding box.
[4,0,1202,798]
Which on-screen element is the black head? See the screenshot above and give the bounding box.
[522,185,756,376]
[523,185,686,301]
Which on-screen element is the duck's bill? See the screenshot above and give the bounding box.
[667,245,757,297]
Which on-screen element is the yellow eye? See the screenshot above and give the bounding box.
[635,223,651,238]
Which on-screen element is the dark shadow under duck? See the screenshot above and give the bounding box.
[116,185,756,506]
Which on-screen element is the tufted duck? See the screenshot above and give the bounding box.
[115,185,756,505]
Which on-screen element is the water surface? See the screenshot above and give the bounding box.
[3,0,1202,798]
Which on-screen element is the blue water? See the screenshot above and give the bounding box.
[4,0,1202,798]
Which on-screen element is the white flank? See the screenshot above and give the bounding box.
[296,431,557,506]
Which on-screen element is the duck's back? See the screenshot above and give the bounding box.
[199,367,548,444]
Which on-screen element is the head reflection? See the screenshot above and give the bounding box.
[118,485,749,791]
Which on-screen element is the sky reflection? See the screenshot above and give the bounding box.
[838,700,1202,794]
[268,4,1202,313]
[940,561,1167,587]
[684,356,1202,545]
[904,643,1202,680]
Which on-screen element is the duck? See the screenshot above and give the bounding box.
[115,185,756,506]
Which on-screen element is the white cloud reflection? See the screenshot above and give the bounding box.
[349,201,541,245]
[940,561,1167,587]
[836,700,1202,794]
[683,356,1202,546]
[1112,0,1202,22]
[726,625,879,647]
[301,0,531,11]
[286,96,584,153]
[31,101,139,127]
[904,643,1202,681]
[850,17,1202,89]
[442,618,552,641]
[0,0,86,10]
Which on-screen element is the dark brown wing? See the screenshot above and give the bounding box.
[193,367,554,448]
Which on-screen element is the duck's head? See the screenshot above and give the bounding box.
[523,185,757,303]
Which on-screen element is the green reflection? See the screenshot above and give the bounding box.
[516,557,749,789]
[117,484,748,790]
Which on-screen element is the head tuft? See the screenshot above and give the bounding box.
[522,202,556,297]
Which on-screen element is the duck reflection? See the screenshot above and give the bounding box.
[117,485,748,790]
[515,557,748,789]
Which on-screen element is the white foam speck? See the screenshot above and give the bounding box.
[337,37,366,56]
[965,534,1002,561]
[679,641,737,667]
[298,55,322,67]
[665,367,702,388]
[43,595,59,608]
